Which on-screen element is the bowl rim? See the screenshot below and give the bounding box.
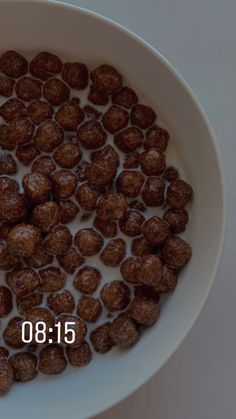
[0,0,227,416]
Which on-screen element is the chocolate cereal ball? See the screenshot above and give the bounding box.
[131,104,156,129]
[57,247,84,274]
[101,280,130,312]
[142,177,165,206]
[114,127,143,153]
[16,143,39,166]
[0,179,17,198]
[47,290,75,316]
[109,313,140,349]
[130,286,160,326]
[32,202,60,232]
[91,65,123,94]
[23,172,51,205]
[0,131,11,160]
[76,183,98,211]
[116,170,144,198]
[94,216,118,238]
[32,155,56,176]
[112,86,138,108]
[8,116,34,146]
[15,77,42,102]
[161,236,192,269]
[97,192,128,220]
[83,105,101,120]
[0,221,15,240]
[77,120,107,149]
[119,210,145,237]
[0,126,13,152]
[0,151,17,175]
[43,225,72,256]
[62,62,88,90]
[0,50,28,78]
[154,265,178,293]
[163,166,179,182]
[0,157,16,184]
[143,216,170,246]
[74,266,101,295]
[166,179,193,209]
[77,295,102,322]
[16,292,43,316]
[0,240,19,271]
[57,314,87,346]
[0,170,13,195]
[53,142,82,169]
[7,224,41,257]
[3,317,25,349]
[90,323,113,354]
[30,52,62,80]
[0,359,14,395]
[0,128,11,153]
[163,209,189,234]
[137,255,163,287]
[140,149,166,176]
[91,144,119,168]
[0,224,11,241]
[0,98,26,123]
[74,228,103,256]
[66,341,92,367]
[145,125,169,151]
[102,105,129,134]
[50,170,77,199]
[0,287,13,317]
[75,161,89,182]
[0,74,14,97]
[43,78,70,106]
[131,237,154,257]
[86,159,117,190]
[9,352,38,382]
[57,200,79,224]
[0,191,27,223]
[27,100,53,125]
[129,201,146,212]
[130,200,146,213]
[33,120,63,153]
[0,176,19,194]
[123,152,140,169]
[0,347,9,359]
[6,267,40,297]
[26,307,55,337]
[130,203,145,214]
[132,198,147,211]
[39,266,66,292]
[100,238,126,267]
[24,245,53,269]
[0,124,13,150]
[38,345,67,375]
[88,84,109,106]
[56,99,84,131]
[120,256,141,284]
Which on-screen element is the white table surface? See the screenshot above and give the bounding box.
[60,1,235,418]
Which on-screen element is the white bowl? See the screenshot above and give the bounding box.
[0,1,225,418]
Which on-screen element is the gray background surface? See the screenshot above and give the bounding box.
[60,1,236,418]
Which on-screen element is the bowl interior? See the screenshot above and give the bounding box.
[0,1,225,418]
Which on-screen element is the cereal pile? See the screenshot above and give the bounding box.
[0,51,193,394]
